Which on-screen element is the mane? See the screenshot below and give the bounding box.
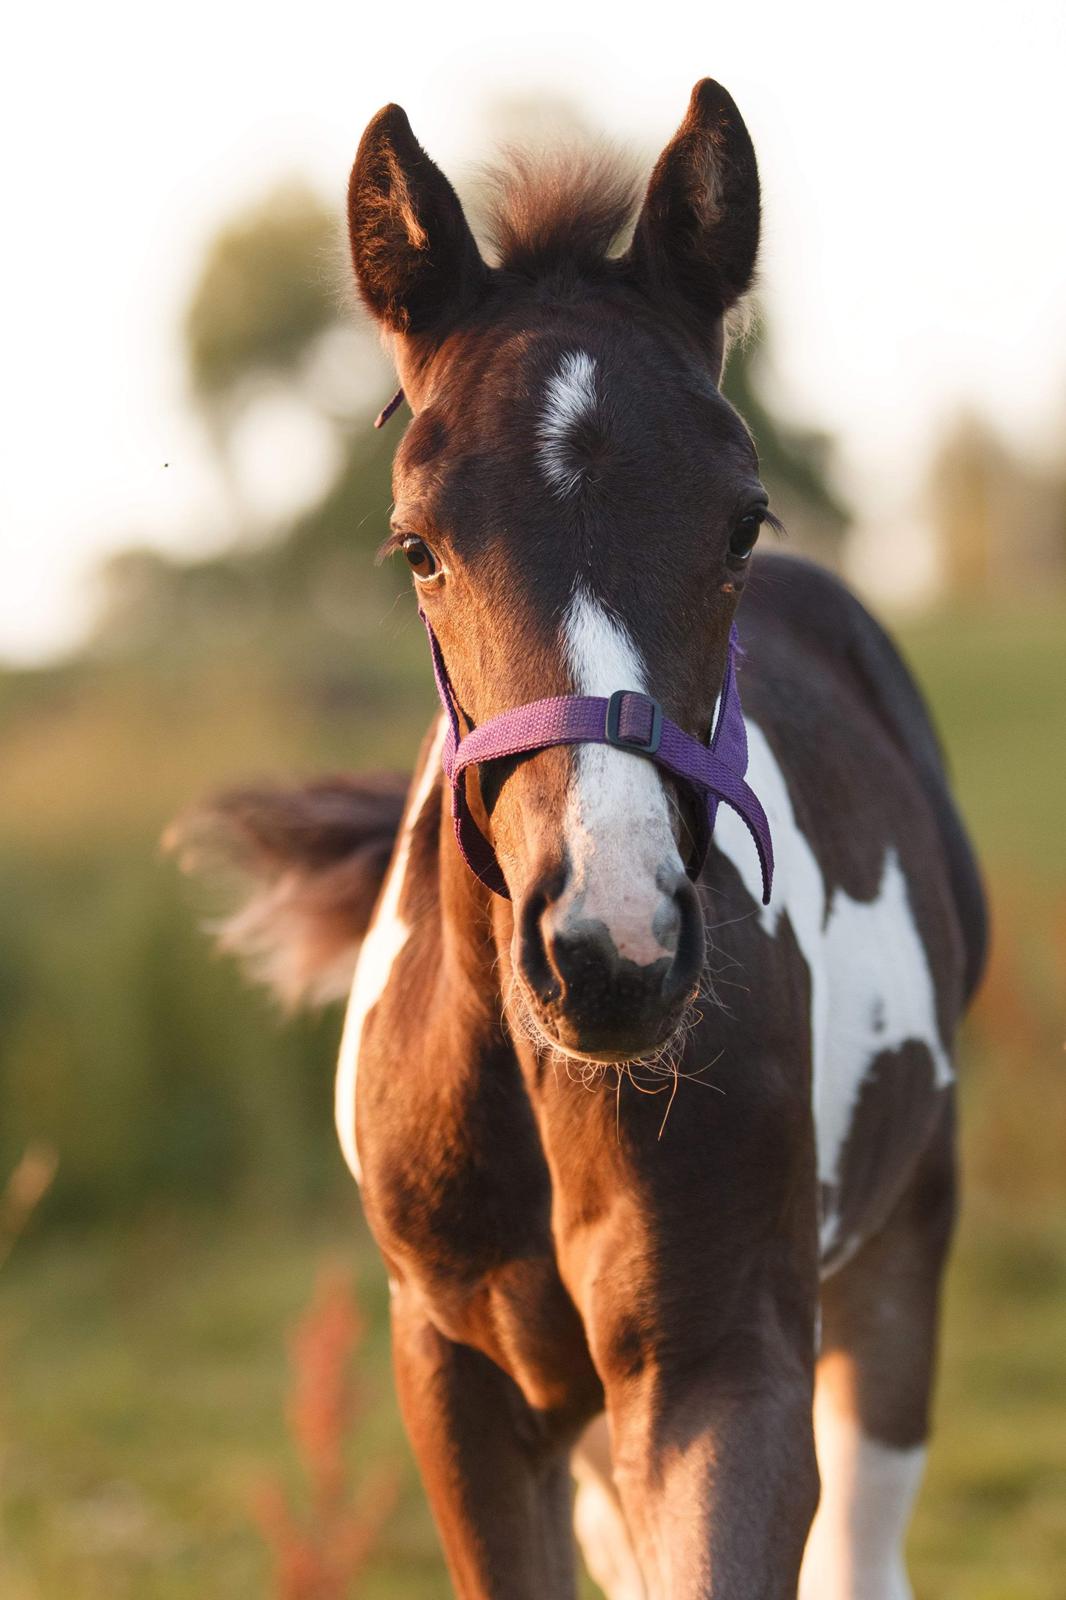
[474,145,642,280]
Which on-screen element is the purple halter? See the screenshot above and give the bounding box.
[420,611,774,905]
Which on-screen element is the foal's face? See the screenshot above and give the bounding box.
[349,80,765,1060]
[390,315,767,1057]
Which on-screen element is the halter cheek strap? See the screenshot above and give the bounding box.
[420,611,774,905]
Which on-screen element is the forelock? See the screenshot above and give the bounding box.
[473,145,641,281]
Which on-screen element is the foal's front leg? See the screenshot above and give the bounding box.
[561,1079,821,1597]
[603,1316,819,1598]
[390,1286,581,1599]
[569,1197,820,1599]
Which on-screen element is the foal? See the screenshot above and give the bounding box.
[183,79,985,1599]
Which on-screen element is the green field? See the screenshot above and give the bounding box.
[1,598,1064,1598]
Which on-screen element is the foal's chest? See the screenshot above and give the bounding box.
[352,1005,602,1412]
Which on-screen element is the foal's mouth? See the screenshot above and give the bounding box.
[508,969,697,1070]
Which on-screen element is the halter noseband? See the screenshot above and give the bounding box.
[420,611,774,904]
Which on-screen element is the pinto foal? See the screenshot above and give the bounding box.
[182,80,985,1599]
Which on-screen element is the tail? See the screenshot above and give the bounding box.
[165,773,409,1009]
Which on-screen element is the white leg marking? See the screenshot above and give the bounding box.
[539,351,598,495]
[712,722,951,1258]
[573,1416,647,1600]
[560,588,683,965]
[800,1387,925,1600]
[334,719,446,1183]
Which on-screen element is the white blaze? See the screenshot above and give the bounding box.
[559,589,683,966]
[334,719,446,1182]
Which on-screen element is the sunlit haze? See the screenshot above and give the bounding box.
[4,0,1065,661]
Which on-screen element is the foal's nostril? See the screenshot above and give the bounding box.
[651,882,682,957]
[518,875,564,1005]
[660,871,704,1005]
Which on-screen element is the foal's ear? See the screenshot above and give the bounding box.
[625,79,760,339]
[348,104,486,335]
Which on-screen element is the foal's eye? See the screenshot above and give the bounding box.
[401,536,440,580]
[728,509,765,564]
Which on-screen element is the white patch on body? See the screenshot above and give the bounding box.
[712,721,951,1259]
[539,350,598,495]
[560,589,683,966]
[334,719,446,1183]
[572,1417,646,1600]
[800,1388,925,1600]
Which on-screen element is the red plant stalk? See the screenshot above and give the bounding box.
[255,1268,398,1599]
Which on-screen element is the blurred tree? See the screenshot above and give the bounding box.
[91,183,401,660]
[929,413,1066,597]
[186,182,343,414]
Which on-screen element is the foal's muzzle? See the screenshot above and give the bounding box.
[517,866,704,1060]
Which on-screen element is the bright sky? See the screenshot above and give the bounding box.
[4,0,1065,661]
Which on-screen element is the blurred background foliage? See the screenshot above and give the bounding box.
[1,169,1064,1598]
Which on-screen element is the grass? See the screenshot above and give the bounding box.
[0,596,1063,1596]
[0,1208,448,1600]
[914,1201,1066,1599]
[1,1196,1063,1597]
[899,599,1066,881]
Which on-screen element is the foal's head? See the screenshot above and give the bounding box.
[349,80,769,1063]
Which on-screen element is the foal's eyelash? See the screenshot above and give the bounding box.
[762,508,788,541]
[377,529,407,564]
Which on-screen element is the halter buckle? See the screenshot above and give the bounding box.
[605,690,663,756]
